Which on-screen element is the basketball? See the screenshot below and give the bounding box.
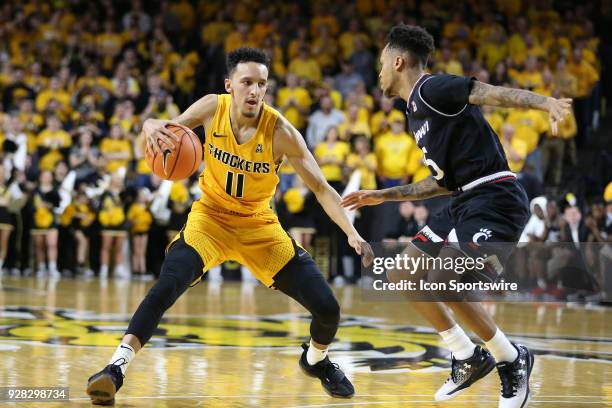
[145,124,202,180]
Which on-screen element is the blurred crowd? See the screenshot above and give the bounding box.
[0,0,609,296]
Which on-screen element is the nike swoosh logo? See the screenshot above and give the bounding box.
[213,132,226,137]
[162,149,171,175]
[120,345,133,351]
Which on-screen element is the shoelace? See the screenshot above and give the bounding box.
[498,364,518,397]
[323,361,342,379]
[110,358,127,378]
[449,358,460,383]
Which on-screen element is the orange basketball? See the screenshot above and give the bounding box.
[145,124,203,181]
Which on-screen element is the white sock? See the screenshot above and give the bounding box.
[485,328,518,363]
[38,262,46,271]
[439,324,477,360]
[49,261,57,271]
[109,343,136,376]
[100,264,109,276]
[306,339,328,365]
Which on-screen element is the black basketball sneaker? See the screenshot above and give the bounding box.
[86,364,124,405]
[497,343,534,408]
[299,343,355,398]
[435,345,496,401]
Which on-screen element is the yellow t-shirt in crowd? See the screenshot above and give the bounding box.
[276,86,312,130]
[501,137,529,172]
[370,110,405,137]
[484,111,505,136]
[287,57,322,84]
[346,153,377,189]
[375,132,416,179]
[313,141,350,182]
[505,109,549,153]
[100,138,132,173]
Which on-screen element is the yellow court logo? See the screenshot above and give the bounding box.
[0,306,609,373]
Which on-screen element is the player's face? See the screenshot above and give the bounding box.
[379,45,399,98]
[226,62,269,118]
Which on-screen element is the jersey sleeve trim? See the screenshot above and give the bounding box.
[418,76,468,117]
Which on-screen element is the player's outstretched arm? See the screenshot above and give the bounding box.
[468,81,572,135]
[341,176,449,210]
[143,94,218,155]
[274,116,374,266]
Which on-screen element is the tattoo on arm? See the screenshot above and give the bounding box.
[469,81,548,110]
[382,177,449,201]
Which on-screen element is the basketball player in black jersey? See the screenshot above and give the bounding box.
[343,25,571,408]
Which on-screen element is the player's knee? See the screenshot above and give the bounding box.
[312,294,340,326]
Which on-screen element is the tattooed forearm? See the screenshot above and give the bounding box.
[469,81,549,110]
[381,177,449,201]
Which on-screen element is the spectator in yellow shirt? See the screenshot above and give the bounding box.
[37,115,72,171]
[224,23,257,54]
[482,105,504,136]
[533,68,554,97]
[311,24,339,73]
[99,124,132,173]
[510,56,543,90]
[443,13,472,51]
[96,20,125,73]
[288,46,322,85]
[201,10,233,47]
[553,57,578,98]
[499,123,528,173]
[276,73,312,131]
[339,18,371,60]
[569,47,599,146]
[370,96,405,138]
[375,119,416,188]
[337,104,371,140]
[35,76,71,117]
[541,94,577,186]
[345,134,377,190]
[505,108,548,153]
[476,30,508,73]
[434,46,465,76]
[310,5,339,37]
[313,127,350,192]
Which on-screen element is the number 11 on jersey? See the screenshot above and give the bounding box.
[225,171,245,198]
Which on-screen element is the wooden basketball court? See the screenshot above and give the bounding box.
[0,277,610,407]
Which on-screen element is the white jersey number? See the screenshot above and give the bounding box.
[422,147,445,180]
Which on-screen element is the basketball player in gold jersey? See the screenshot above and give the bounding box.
[86,48,373,405]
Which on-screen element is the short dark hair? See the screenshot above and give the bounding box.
[386,24,435,67]
[226,47,271,75]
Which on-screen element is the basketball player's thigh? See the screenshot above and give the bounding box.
[237,221,297,287]
[176,206,230,274]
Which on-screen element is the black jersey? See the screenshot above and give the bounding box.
[406,74,511,192]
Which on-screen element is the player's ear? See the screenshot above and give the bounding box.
[224,78,232,93]
[394,55,405,72]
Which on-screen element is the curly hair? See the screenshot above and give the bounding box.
[226,47,271,75]
[386,24,435,67]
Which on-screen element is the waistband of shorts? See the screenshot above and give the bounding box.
[198,199,272,218]
[458,171,517,192]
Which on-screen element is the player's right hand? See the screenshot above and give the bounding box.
[143,119,180,155]
[545,97,572,136]
[341,190,385,210]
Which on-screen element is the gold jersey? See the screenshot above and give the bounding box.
[199,94,280,214]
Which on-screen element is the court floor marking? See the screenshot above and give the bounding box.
[290,402,608,408]
[65,394,608,401]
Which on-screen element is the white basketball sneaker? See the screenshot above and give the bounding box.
[496,343,534,407]
[435,345,496,401]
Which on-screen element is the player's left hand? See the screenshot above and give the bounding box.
[348,232,374,267]
[341,190,385,210]
[546,97,572,136]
